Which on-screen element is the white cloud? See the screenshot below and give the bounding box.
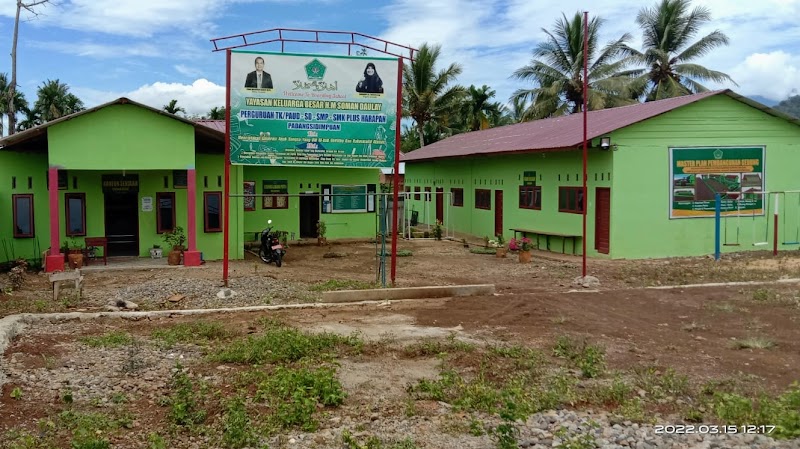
[29,40,162,58]
[728,51,800,101]
[174,64,204,78]
[76,79,225,117]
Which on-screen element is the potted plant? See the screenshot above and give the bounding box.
[162,226,186,265]
[150,244,163,259]
[509,237,534,263]
[316,220,327,246]
[66,238,84,269]
[490,234,507,258]
[432,220,444,241]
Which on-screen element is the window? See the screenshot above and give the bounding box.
[414,187,421,200]
[424,187,431,202]
[519,186,542,210]
[475,189,491,210]
[12,194,34,238]
[156,192,176,233]
[173,170,188,188]
[65,193,86,236]
[451,188,464,207]
[204,192,222,232]
[558,186,584,214]
[262,180,288,209]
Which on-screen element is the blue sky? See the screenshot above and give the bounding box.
[0,0,798,121]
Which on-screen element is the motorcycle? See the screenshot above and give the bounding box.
[259,219,286,267]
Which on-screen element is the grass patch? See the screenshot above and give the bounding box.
[80,331,135,348]
[209,319,362,364]
[712,382,800,439]
[309,279,378,292]
[342,429,418,449]
[151,321,231,347]
[731,336,776,350]
[552,335,606,378]
[396,249,413,257]
[404,335,476,357]
[469,247,497,255]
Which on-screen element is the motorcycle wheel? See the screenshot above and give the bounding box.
[259,247,270,263]
[274,252,282,267]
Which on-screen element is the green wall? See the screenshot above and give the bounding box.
[241,166,380,241]
[610,95,800,258]
[48,104,194,170]
[0,151,50,262]
[405,150,613,255]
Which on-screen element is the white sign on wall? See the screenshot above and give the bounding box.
[141,196,153,212]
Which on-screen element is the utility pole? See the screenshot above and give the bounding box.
[8,0,50,135]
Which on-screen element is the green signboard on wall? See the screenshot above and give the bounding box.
[332,185,367,212]
[669,146,765,219]
[228,51,398,168]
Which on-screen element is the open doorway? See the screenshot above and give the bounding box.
[104,192,139,256]
[299,194,320,238]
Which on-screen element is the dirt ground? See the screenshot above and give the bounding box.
[2,240,800,447]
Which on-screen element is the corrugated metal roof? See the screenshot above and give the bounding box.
[195,119,226,133]
[403,90,794,162]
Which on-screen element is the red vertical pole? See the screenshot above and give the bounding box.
[187,169,197,251]
[44,167,65,272]
[581,11,589,278]
[223,49,232,286]
[390,57,403,286]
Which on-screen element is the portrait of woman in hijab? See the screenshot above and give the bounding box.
[355,62,384,94]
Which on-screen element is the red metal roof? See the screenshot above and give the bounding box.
[195,119,226,133]
[402,90,738,162]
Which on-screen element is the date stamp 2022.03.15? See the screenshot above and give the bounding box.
[654,425,776,435]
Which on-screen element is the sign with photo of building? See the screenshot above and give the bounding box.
[669,146,765,218]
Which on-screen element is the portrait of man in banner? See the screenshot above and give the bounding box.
[245,56,273,89]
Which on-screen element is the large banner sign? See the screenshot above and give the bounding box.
[229,50,398,168]
[669,146,765,219]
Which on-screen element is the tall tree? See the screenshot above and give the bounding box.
[7,0,51,135]
[458,85,504,132]
[0,73,29,136]
[207,106,225,119]
[33,79,84,122]
[163,99,185,115]
[623,0,736,100]
[402,43,464,148]
[511,12,635,120]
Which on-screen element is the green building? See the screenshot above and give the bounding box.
[0,98,380,271]
[403,90,800,259]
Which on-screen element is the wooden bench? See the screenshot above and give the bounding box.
[509,228,581,255]
[49,269,84,301]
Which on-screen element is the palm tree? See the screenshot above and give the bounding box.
[163,99,185,115]
[457,85,504,132]
[403,43,464,148]
[506,97,530,123]
[0,72,29,136]
[33,79,84,122]
[207,106,225,119]
[623,0,736,101]
[510,12,636,120]
[16,105,40,131]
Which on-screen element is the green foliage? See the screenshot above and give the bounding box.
[492,401,521,449]
[309,279,377,292]
[221,395,259,448]
[161,226,186,249]
[80,331,135,348]
[404,335,476,356]
[432,220,443,240]
[552,335,606,378]
[469,247,498,255]
[10,387,22,399]
[712,383,800,439]
[165,364,207,427]
[255,363,345,431]
[396,249,413,257]
[210,320,362,364]
[151,321,231,347]
[554,420,599,449]
[341,430,418,449]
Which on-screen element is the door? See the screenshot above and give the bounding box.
[595,187,611,254]
[104,192,139,256]
[494,190,503,237]
[299,194,320,238]
[435,188,444,224]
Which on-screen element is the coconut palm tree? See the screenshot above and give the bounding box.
[403,43,464,148]
[510,12,636,120]
[163,99,185,115]
[457,84,505,132]
[623,0,736,101]
[207,106,225,119]
[33,79,84,122]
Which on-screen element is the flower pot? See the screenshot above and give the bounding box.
[518,250,532,264]
[495,248,507,258]
[67,252,84,269]
[167,250,182,265]
[150,248,163,259]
